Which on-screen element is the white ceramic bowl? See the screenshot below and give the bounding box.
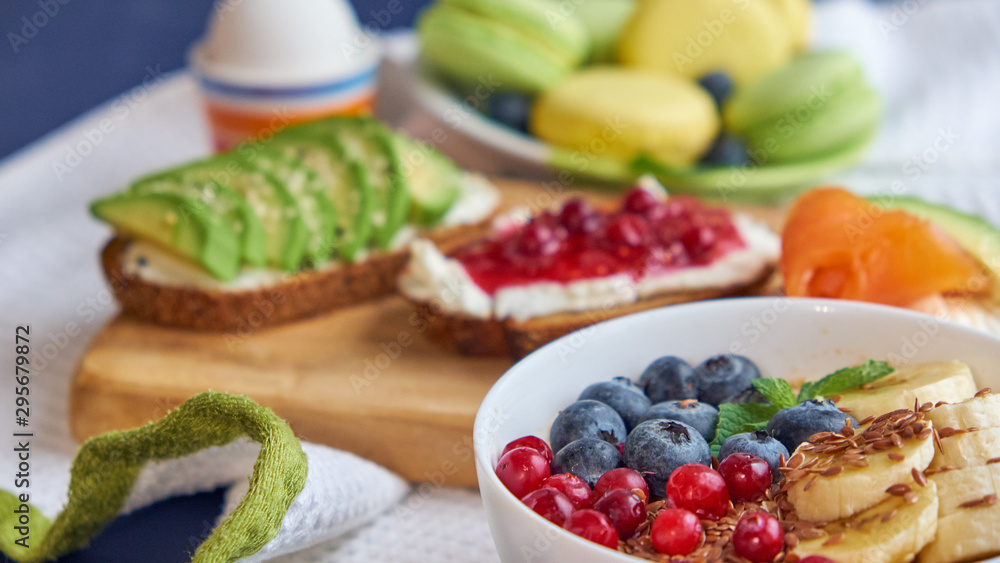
[474,297,1000,563]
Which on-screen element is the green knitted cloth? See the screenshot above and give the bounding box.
[0,392,308,562]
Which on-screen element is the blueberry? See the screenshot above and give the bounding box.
[729,386,771,405]
[719,430,789,482]
[487,92,532,132]
[549,400,628,454]
[552,438,624,488]
[699,135,750,167]
[579,381,651,432]
[624,420,712,499]
[694,354,762,406]
[697,72,734,108]
[638,400,719,442]
[766,399,860,453]
[639,356,698,403]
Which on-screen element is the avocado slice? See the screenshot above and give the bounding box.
[90,192,241,280]
[266,128,374,262]
[871,195,1000,301]
[295,117,410,250]
[232,145,338,265]
[392,134,462,227]
[137,154,310,272]
[129,174,266,268]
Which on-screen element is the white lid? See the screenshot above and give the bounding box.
[190,0,380,88]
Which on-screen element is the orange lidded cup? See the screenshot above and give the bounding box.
[189,0,380,151]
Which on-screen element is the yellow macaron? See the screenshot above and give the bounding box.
[530,67,720,168]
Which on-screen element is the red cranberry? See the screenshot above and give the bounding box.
[607,215,650,247]
[563,509,619,549]
[666,464,730,521]
[495,447,550,499]
[502,436,553,464]
[541,473,593,510]
[521,488,574,526]
[680,226,717,260]
[593,489,646,538]
[799,557,837,563]
[593,467,649,502]
[622,188,659,215]
[559,198,600,234]
[718,453,772,502]
[733,512,784,562]
[650,507,703,555]
[516,222,561,257]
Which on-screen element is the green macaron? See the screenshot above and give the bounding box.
[417,0,591,94]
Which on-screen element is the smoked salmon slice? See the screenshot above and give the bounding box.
[782,187,984,306]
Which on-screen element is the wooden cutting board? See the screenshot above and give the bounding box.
[70,179,784,487]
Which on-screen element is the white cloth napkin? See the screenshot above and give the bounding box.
[2,1,1000,561]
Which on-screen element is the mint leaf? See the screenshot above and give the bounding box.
[751,378,797,410]
[797,360,895,402]
[709,403,779,457]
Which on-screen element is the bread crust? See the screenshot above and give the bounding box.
[101,222,490,332]
[406,265,777,359]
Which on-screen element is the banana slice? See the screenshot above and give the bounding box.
[931,463,1000,516]
[836,361,977,420]
[795,480,938,563]
[788,425,934,522]
[919,500,1000,563]
[926,391,1000,431]
[931,427,1000,470]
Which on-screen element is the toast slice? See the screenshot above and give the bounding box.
[406,264,777,359]
[102,220,491,333]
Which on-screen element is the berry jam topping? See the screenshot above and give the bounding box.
[732,512,784,563]
[452,189,744,295]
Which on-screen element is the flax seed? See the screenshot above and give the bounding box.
[842,452,865,462]
[939,426,960,438]
[840,425,855,438]
[803,476,817,491]
[821,466,842,477]
[846,458,869,467]
[787,453,805,469]
[785,532,799,548]
[809,431,834,442]
[904,492,919,504]
[919,402,934,412]
[976,387,992,398]
[859,415,876,426]
[888,453,905,461]
[917,427,933,440]
[934,429,944,451]
[987,457,1000,465]
[912,468,928,487]
[935,401,949,407]
[886,483,912,496]
[881,509,896,522]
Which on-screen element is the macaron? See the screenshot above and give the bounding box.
[530,67,720,167]
[724,51,880,164]
[417,0,590,94]
[617,0,794,86]
[576,0,636,63]
[764,0,812,51]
